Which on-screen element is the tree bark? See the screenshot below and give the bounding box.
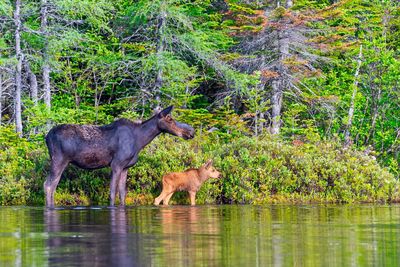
[366,87,381,144]
[344,44,363,147]
[270,0,292,135]
[41,0,51,109]
[14,0,23,135]
[270,79,283,135]
[0,73,2,125]
[365,4,389,145]
[154,4,167,109]
[24,60,38,105]
[259,111,264,135]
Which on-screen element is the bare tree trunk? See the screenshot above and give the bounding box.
[0,73,2,125]
[270,79,283,135]
[259,112,264,135]
[24,60,38,105]
[154,4,166,110]
[14,0,23,135]
[41,0,51,109]
[366,87,381,144]
[344,44,363,147]
[93,72,101,123]
[270,0,292,135]
[365,4,389,145]
[255,111,258,136]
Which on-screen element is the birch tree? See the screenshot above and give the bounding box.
[343,45,362,147]
[14,0,22,134]
[41,0,51,108]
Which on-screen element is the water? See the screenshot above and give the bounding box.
[0,205,399,267]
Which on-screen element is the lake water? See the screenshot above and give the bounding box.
[0,205,399,266]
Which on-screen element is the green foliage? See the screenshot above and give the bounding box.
[0,0,12,16]
[0,127,43,205]
[1,0,400,206]
[0,124,397,205]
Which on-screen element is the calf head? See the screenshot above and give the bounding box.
[157,106,195,140]
[203,159,221,179]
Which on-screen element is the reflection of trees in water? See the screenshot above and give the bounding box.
[0,208,47,266]
[220,206,400,266]
[157,206,221,266]
[1,206,399,266]
[44,208,146,266]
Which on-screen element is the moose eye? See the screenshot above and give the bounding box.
[165,115,173,122]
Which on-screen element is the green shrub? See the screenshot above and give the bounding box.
[0,126,44,205]
[128,134,399,204]
[0,125,398,205]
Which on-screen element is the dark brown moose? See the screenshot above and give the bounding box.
[44,106,194,207]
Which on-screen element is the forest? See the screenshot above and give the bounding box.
[0,0,399,205]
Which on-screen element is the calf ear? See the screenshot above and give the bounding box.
[205,159,213,168]
[159,106,174,118]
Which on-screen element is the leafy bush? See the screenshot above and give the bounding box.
[0,126,43,205]
[127,133,399,204]
[0,125,398,206]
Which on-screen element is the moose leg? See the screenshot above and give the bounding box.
[189,191,196,206]
[44,159,69,207]
[110,165,123,206]
[118,169,128,206]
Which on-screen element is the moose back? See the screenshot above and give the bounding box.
[43,106,194,207]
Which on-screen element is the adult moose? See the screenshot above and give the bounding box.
[44,106,194,207]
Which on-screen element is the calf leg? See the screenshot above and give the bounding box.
[118,169,128,206]
[44,158,69,207]
[154,190,169,206]
[189,191,197,206]
[163,192,174,206]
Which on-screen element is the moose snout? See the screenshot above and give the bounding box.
[177,122,195,139]
[183,128,195,139]
[187,128,195,139]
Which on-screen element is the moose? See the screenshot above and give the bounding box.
[44,106,194,207]
[154,159,221,206]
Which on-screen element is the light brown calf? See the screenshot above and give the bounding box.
[154,160,221,206]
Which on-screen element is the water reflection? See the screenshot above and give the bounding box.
[157,207,220,266]
[0,205,400,266]
[44,207,147,267]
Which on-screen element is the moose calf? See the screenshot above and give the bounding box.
[154,160,221,206]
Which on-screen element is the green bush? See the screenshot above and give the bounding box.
[128,134,399,204]
[0,126,43,205]
[0,125,398,205]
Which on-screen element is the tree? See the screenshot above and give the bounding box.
[41,0,51,108]
[115,0,252,113]
[13,0,23,134]
[343,44,362,147]
[232,0,323,134]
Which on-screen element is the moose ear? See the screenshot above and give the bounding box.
[158,105,174,118]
